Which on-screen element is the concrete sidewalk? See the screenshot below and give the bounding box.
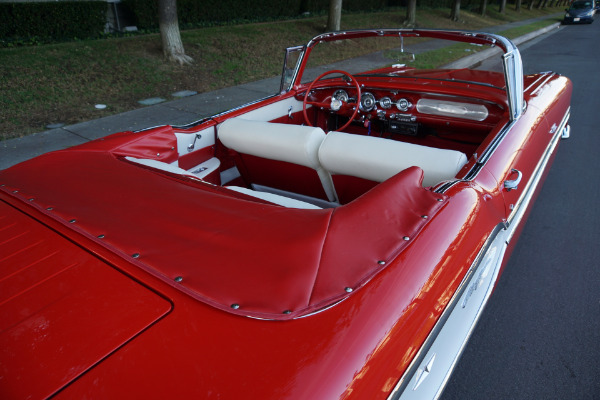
[0,13,563,170]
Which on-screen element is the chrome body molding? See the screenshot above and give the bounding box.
[389,108,570,400]
[505,109,569,241]
[388,222,508,400]
[133,92,282,134]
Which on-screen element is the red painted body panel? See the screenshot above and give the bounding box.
[6,186,486,400]
[0,201,172,399]
[0,176,496,399]
[0,31,572,399]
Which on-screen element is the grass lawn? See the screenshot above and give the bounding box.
[0,6,563,140]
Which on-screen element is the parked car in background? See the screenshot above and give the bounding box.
[0,29,572,399]
[563,0,596,23]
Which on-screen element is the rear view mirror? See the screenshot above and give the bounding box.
[384,50,416,63]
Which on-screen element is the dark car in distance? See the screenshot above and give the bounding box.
[563,0,596,24]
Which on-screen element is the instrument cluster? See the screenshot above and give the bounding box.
[329,88,491,125]
[301,86,496,136]
[333,89,414,114]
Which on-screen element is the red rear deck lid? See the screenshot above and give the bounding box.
[0,201,172,399]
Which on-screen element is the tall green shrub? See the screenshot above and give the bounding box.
[0,1,106,45]
[124,0,390,30]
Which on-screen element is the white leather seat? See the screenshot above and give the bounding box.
[318,131,467,187]
[218,118,337,202]
[226,186,322,209]
[125,156,220,180]
[125,156,197,177]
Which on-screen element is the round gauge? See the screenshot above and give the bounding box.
[360,92,376,112]
[379,96,393,109]
[396,98,412,112]
[333,89,349,102]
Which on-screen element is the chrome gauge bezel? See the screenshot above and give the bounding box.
[379,96,393,109]
[333,89,349,102]
[360,92,377,112]
[396,98,412,112]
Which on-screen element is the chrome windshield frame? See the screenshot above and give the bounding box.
[287,28,523,121]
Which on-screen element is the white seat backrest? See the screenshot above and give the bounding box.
[318,131,467,187]
[217,117,337,202]
[218,118,325,169]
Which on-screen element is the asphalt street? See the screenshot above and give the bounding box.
[442,19,600,400]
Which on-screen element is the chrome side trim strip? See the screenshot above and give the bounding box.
[133,94,282,134]
[388,223,508,400]
[505,108,569,241]
[524,72,553,94]
[389,107,570,400]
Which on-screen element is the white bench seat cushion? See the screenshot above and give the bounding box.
[227,186,322,209]
[318,131,467,187]
[126,156,221,180]
[125,156,196,177]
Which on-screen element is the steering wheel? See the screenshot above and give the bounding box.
[302,69,361,132]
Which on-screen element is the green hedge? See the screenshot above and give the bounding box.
[302,0,388,13]
[124,0,306,29]
[0,1,106,45]
[0,0,484,45]
[124,0,390,30]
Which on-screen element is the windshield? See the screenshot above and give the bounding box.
[571,1,593,9]
[299,33,504,88]
[291,29,523,120]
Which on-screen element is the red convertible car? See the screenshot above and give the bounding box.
[0,29,571,399]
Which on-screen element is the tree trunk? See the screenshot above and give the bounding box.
[515,0,522,12]
[479,0,487,16]
[450,0,461,21]
[528,0,535,10]
[326,0,342,32]
[158,0,193,65]
[499,0,507,13]
[405,0,417,26]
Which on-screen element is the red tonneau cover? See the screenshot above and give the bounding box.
[0,146,446,319]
